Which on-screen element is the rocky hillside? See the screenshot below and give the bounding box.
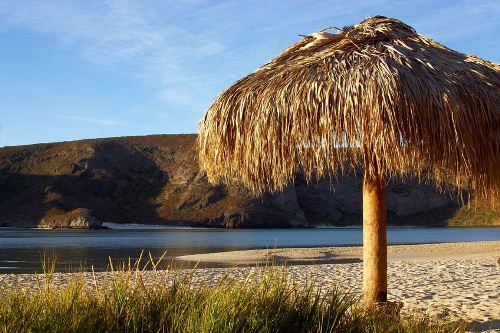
[0,134,497,228]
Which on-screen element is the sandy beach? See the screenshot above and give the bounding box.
[1,241,499,331]
[176,240,500,265]
[174,241,500,329]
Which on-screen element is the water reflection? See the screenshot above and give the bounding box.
[0,227,498,273]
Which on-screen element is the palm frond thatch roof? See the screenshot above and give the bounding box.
[199,16,500,198]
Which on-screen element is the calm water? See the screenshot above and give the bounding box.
[1,227,499,274]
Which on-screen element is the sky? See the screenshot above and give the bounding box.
[0,0,499,147]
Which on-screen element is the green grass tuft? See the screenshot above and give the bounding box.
[0,255,466,333]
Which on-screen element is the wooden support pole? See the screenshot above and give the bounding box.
[362,172,388,306]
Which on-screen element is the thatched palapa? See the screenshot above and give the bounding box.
[199,16,500,199]
[199,16,499,306]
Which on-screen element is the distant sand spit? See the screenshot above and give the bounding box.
[176,240,500,265]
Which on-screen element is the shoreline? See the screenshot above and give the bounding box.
[1,241,498,329]
[0,224,499,230]
[176,240,500,265]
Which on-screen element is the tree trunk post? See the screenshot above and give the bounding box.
[362,171,388,306]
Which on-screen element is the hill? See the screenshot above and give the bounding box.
[0,134,497,228]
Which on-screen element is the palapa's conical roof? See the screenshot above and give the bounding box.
[199,16,500,198]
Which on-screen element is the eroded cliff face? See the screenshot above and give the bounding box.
[0,134,495,228]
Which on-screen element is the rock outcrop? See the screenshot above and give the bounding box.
[0,134,496,228]
[38,208,103,229]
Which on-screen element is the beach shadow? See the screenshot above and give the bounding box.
[264,249,351,264]
[177,255,363,269]
[289,258,362,265]
[273,250,363,265]
[467,319,500,332]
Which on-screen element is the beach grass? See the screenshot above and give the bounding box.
[0,254,466,333]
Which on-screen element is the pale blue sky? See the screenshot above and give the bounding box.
[1,0,499,147]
